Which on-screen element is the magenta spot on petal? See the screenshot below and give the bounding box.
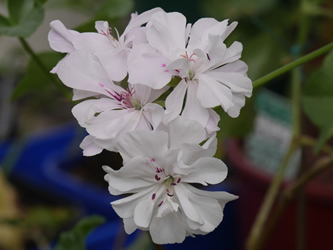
[99,83,105,87]
[164,70,169,73]
[177,177,181,183]
[155,175,160,181]
[151,158,155,162]
[171,183,176,186]
[161,63,166,67]
[175,69,180,73]
[206,53,211,61]
[152,193,156,200]
[158,201,163,207]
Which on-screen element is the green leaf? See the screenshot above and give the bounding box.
[11,52,64,100]
[55,215,105,250]
[302,50,333,154]
[0,0,44,37]
[0,14,11,27]
[94,0,134,20]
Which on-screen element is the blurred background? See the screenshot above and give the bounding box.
[0,0,332,249]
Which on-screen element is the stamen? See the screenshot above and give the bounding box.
[177,177,181,183]
[206,53,211,61]
[167,193,174,197]
[155,175,160,181]
[170,183,176,186]
[158,201,163,207]
[151,158,155,162]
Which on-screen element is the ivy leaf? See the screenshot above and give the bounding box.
[302,50,333,154]
[11,52,65,100]
[0,0,44,37]
[55,215,105,250]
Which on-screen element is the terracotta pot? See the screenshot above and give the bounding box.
[227,139,333,250]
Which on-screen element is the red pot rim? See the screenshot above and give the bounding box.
[227,139,333,206]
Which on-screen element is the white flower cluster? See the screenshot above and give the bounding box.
[48,8,252,245]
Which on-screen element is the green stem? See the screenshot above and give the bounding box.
[18,37,71,99]
[253,42,333,88]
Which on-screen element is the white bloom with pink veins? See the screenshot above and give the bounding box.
[103,117,237,244]
[48,7,163,80]
[56,50,168,155]
[128,11,252,129]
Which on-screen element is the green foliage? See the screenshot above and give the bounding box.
[55,215,105,250]
[0,0,44,37]
[75,0,134,32]
[201,0,278,20]
[95,0,134,20]
[302,50,333,153]
[11,52,65,100]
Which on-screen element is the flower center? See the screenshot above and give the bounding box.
[99,83,141,110]
[99,27,120,48]
[150,158,181,207]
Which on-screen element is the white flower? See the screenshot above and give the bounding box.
[56,50,168,155]
[48,8,163,80]
[103,117,237,244]
[128,11,252,128]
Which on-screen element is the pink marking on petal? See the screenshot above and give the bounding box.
[155,175,160,181]
[152,193,156,200]
[206,53,211,61]
[177,177,181,183]
[171,183,176,186]
[158,201,163,207]
[164,70,169,73]
[151,158,155,162]
[161,63,166,67]
[99,83,105,87]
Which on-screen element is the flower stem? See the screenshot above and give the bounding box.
[246,140,299,250]
[252,42,333,88]
[18,37,71,99]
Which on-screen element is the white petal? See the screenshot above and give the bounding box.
[174,184,204,224]
[150,211,187,244]
[167,116,207,149]
[181,157,228,185]
[182,81,210,128]
[72,33,111,53]
[197,74,233,109]
[123,217,138,234]
[103,159,156,193]
[85,109,140,139]
[142,103,165,129]
[48,20,78,53]
[220,41,243,65]
[56,50,123,95]
[79,135,103,156]
[205,108,220,135]
[164,79,188,123]
[123,8,164,37]
[205,70,252,96]
[116,130,169,160]
[97,47,129,82]
[226,93,246,118]
[128,44,172,89]
[71,98,119,126]
[110,185,156,218]
[179,137,217,166]
[147,11,187,57]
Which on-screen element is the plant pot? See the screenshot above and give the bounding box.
[227,139,333,250]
